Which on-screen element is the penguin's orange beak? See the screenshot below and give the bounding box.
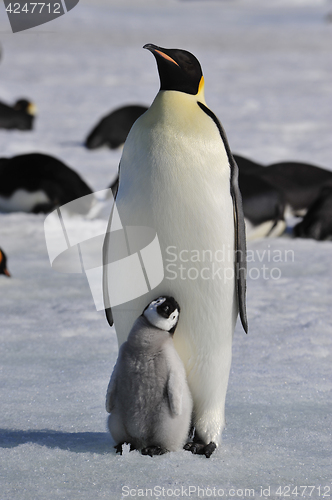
[143,44,180,67]
[154,49,179,67]
[4,268,10,277]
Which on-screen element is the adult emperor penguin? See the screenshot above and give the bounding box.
[103,44,247,457]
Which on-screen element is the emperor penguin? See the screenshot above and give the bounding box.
[103,44,247,457]
[0,98,36,130]
[85,104,148,150]
[106,296,193,457]
[0,153,92,214]
[0,248,10,277]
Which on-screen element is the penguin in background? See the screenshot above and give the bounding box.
[0,153,93,214]
[259,161,332,216]
[293,185,332,240]
[103,44,247,457]
[0,98,36,130]
[85,104,148,150]
[0,248,10,277]
[234,154,286,240]
[106,296,193,457]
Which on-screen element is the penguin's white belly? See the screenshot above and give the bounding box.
[107,93,238,444]
[0,189,49,212]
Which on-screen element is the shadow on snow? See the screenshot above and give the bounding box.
[0,428,115,454]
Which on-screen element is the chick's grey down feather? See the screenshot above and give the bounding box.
[106,315,192,452]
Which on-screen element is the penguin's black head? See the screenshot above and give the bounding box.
[0,248,11,277]
[144,44,203,96]
[143,296,180,334]
[13,99,36,116]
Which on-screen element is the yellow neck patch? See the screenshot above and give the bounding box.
[197,76,205,103]
[198,76,204,94]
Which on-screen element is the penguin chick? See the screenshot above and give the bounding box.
[0,248,10,277]
[106,296,192,456]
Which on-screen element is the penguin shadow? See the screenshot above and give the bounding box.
[58,140,85,147]
[0,428,115,454]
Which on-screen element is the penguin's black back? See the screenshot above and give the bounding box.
[294,186,332,240]
[85,104,148,149]
[238,170,285,226]
[260,161,332,211]
[0,153,93,213]
[233,154,264,175]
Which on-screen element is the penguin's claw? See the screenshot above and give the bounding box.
[202,442,217,458]
[141,445,167,457]
[184,441,216,458]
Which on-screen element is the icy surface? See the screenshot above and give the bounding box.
[0,1,331,499]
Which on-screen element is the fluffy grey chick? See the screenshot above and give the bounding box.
[106,296,192,456]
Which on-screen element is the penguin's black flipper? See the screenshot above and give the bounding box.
[109,175,119,198]
[103,166,121,328]
[103,203,114,327]
[229,158,248,333]
[197,102,248,333]
[103,213,114,327]
[105,307,114,327]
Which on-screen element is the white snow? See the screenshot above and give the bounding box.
[0,1,331,499]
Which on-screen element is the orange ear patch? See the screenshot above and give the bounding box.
[0,251,3,265]
[155,50,180,67]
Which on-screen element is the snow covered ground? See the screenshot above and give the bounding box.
[0,1,331,499]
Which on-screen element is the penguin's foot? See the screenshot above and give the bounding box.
[184,441,217,458]
[141,445,168,457]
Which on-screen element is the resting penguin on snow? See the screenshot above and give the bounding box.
[0,153,93,214]
[234,154,286,240]
[103,44,247,457]
[106,296,192,457]
[0,98,36,130]
[84,104,148,150]
[0,248,11,277]
[293,185,332,240]
[259,161,332,216]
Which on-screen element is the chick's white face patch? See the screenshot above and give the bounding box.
[144,297,179,332]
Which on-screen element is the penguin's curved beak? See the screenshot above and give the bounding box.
[143,44,179,67]
[4,268,11,277]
